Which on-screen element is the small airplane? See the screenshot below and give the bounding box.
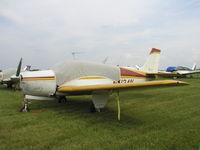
[0,68,17,88]
[159,63,200,78]
[0,60,39,88]
[11,48,188,120]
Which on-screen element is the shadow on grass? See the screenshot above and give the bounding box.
[29,96,144,128]
[0,85,145,127]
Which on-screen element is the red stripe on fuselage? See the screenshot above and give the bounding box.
[22,76,55,79]
[120,68,146,78]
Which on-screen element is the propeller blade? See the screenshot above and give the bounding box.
[16,58,22,76]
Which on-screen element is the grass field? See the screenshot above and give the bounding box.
[0,77,200,150]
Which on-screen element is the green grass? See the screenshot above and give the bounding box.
[0,77,200,150]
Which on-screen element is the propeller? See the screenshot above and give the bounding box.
[11,58,23,83]
[16,58,22,76]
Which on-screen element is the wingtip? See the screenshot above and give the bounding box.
[176,81,189,85]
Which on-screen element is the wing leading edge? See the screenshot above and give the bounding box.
[58,80,188,93]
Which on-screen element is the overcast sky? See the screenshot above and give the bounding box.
[0,0,200,70]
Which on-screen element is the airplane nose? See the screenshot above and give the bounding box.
[20,70,57,96]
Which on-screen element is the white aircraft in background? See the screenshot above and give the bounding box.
[158,63,200,78]
[11,48,188,120]
[0,67,18,88]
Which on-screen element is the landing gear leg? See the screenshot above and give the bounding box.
[19,98,30,112]
[7,83,12,89]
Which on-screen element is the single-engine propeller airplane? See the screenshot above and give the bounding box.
[12,48,188,120]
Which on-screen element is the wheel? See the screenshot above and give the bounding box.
[90,103,102,112]
[90,103,96,112]
[58,96,67,103]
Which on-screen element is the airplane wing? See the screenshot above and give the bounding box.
[58,80,188,93]
[1,79,12,84]
[179,70,200,75]
[148,70,200,78]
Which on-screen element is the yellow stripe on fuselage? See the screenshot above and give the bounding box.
[79,77,106,80]
[22,78,55,81]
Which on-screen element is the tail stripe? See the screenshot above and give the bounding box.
[150,48,161,54]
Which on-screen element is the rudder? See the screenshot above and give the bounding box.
[140,48,161,73]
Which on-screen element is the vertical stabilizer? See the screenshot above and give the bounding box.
[140,48,161,73]
[192,63,196,70]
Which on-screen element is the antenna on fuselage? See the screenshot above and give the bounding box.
[103,56,109,64]
[71,51,83,60]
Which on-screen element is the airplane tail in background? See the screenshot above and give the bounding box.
[140,48,161,73]
[192,63,196,70]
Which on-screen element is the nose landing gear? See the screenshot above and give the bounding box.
[19,98,30,112]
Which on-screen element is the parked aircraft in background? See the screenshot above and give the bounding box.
[159,63,200,78]
[0,68,17,88]
[0,59,39,88]
[10,48,188,120]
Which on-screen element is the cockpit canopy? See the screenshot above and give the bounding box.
[176,66,192,71]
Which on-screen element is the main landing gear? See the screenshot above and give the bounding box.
[90,103,102,112]
[57,96,67,103]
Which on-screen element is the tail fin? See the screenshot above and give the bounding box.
[192,63,196,70]
[140,48,161,73]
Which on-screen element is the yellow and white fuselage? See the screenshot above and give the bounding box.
[20,48,161,97]
[20,62,153,97]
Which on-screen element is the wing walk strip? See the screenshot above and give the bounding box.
[58,80,188,92]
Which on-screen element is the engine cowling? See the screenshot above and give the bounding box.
[20,70,57,96]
